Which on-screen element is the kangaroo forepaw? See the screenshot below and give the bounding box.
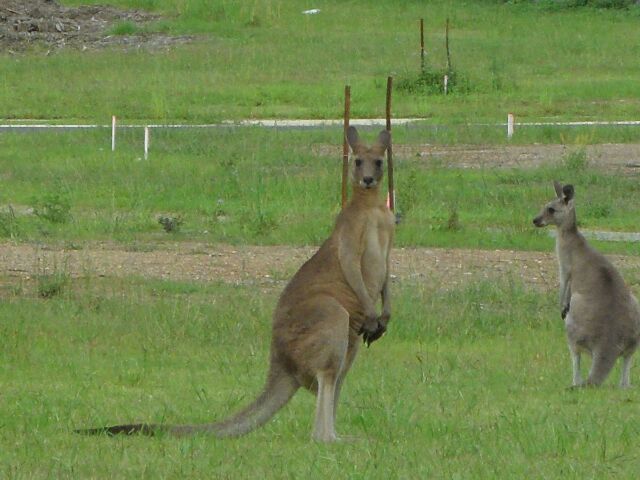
[361,323,386,347]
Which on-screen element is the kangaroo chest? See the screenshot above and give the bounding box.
[556,238,573,278]
[361,211,393,295]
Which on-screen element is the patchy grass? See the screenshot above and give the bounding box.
[0,1,637,121]
[1,127,640,255]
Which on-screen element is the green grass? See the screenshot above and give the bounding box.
[3,2,640,475]
[2,276,640,477]
[2,127,640,254]
[109,21,140,36]
[1,0,639,121]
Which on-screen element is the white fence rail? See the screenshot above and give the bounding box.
[3,117,640,159]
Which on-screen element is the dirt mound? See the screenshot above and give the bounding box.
[0,0,191,52]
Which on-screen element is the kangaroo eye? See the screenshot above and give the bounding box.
[375,159,383,168]
[355,159,362,167]
[547,207,556,214]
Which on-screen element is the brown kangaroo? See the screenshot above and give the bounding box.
[77,126,395,441]
[533,181,640,387]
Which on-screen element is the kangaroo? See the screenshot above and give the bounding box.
[533,181,640,387]
[77,126,395,441]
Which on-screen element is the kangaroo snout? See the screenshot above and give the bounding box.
[532,216,543,227]
[363,176,375,187]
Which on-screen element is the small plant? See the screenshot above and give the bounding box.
[397,171,419,214]
[37,271,69,299]
[562,148,589,171]
[446,207,462,231]
[31,193,72,224]
[0,205,20,239]
[397,66,451,95]
[109,21,139,36]
[251,211,278,236]
[158,215,183,233]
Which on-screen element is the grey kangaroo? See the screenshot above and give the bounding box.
[77,127,395,441]
[533,181,640,387]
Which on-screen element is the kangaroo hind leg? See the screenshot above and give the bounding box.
[586,349,617,386]
[313,371,339,442]
[568,342,583,387]
[620,354,633,388]
[296,297,349,442]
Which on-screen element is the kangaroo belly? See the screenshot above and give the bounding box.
[361,221,390,297]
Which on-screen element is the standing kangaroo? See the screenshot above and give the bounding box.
[77,127,395,441]
[533,181,640,387]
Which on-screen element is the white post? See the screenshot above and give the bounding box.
[444,74,449,95]
[111,115,116,151]
[144,126,150,160]
[507,113,514,139]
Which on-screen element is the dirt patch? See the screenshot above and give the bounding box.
[312,143,640,173]
[2,242,640,296]
[0,0,191,52]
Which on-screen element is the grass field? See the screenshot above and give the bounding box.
[2,0,640,122]
[3,1,640,478]
[3,276,640,478]
[2,124,640,477]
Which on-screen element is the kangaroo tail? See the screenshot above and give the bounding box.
[76,367,299,438]
[75,423,163,436]
[172,368,299,437]
[586,349,618,386]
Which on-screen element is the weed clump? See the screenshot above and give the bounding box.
[397,67,467,95]
[158,215,183,233]
[397,18,469,96]
[0,205,20,239]
[523,0,639,9]
[562,149,589,172]
[31,193,72,224]
[109,21,139,36]
[37,272,69,299]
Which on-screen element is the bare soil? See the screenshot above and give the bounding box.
[313,143,640,172]
[2,241,640,296]
[0,0,191,52]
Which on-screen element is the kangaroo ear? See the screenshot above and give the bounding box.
[562,184,574,203]
[346,126,362,152]
[376,129,391,151]
[553,181,563,198]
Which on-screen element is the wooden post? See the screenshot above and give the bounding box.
[445,17,451,74]
[420,18,425,71]
[385,76,395,212]
[341,85,351,208]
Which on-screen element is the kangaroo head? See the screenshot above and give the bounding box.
[346,126,390,190]
[533,181,575,228]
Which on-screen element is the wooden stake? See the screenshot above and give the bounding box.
[385,76,395,212]
[420,18,425,71]
[341,85,351,208]
[445,17,451,73]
